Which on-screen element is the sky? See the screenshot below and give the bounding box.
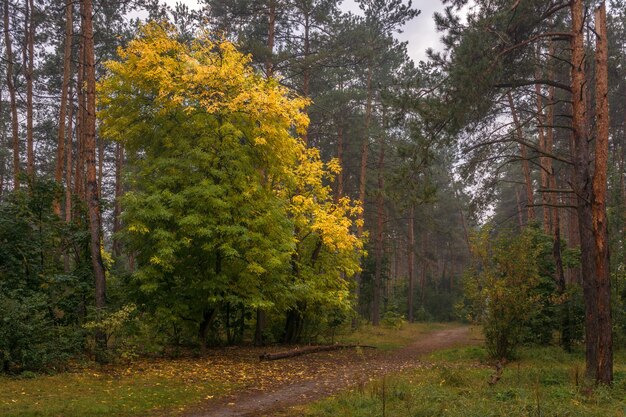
[160,0,447,63]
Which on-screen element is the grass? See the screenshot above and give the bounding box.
[0,322,453,417]
[0,359,233,417]
[301,345,626,417]
[335,321,454,350]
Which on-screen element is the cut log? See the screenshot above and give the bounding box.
[259,344,376,361]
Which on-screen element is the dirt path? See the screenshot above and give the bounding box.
[186,326,478,417]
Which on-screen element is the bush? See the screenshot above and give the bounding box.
[0,179,92,372]
[461,226,557,359]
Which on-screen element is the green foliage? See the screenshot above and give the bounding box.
[461,225,557,359]
[0,179,92,372]
[381,311,406,330]
[99,23,362,348]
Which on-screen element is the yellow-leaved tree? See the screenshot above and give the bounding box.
[99,23,363,347]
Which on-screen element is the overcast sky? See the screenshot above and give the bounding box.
[160,0,446,63]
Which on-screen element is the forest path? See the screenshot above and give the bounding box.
[186,325,478,417]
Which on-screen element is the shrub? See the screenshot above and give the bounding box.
[461,226,557,359]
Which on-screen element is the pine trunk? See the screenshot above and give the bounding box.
[372,134,385,326]
[507,92,535,221]
[407,205,415,322]
[55,0,73,215]
[82,0,107,361]
[592,3,612,384]
[25,0,34,177]
[571,0,599,381]
[4,1,20,189]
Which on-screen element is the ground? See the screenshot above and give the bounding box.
[185,325,477,417]
[0,323,473,417]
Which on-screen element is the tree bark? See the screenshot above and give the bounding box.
[82,0,107,361]
[372,128,385,326]
[55,0,73,215]
[64,82,74,273]
[592,2,612,384]
[507,92,535,221]
[112,142,123,257]
[24,0,34,177]
[74,7,86,199]
[4,1,20,189]
[407,205,415,322]
[535,81,551,233]
[570,0,599,381]
[301,7,310,144]
[335,124,344,201]
[265,0,275,78]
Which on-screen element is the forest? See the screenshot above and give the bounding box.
[1,0,626,416]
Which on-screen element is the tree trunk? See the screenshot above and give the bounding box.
[24,0,34,177]
[301,9,310,144]
[535,80,550,233]
[112,143,123,257]
[82,0,107,361]
[407,205,415,322]
[592,2,612,384]
[335,124,344,201]
[98,137,104,198]
[254,308,266,346]
[372,131,385,326]
[507,92,535,221]
[55,0,73,215]
[570,0,599,381]
[354,64,373,319]
[358,64,373,239]
[199,308,217,353]
[265,0,275,78]
[64,82,74,273]
[74,9,86,199]
[4,1,20,189]
[515,187,524,228]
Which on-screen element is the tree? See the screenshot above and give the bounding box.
[99,23,362,349]
[81,0,107,360]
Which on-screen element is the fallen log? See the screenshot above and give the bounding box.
[259,344,376,361]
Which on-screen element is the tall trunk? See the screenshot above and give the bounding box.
[74,12,86,199]
[592,3,612,384]
[4,1,20,189]
[98,137,104,198]
[265,0,275,78]
[55,0,73,215]
[358,65,373,238]
[83,0,107,360]
[407,205,415,322]
[507,92,535,221]
[515,187,524,228]
[24,0,34,177]
[571,0,599,381]
[301,10,310,144]
[335,124,344,201]
[535,82,550,233]
[112,143,123,257]
[372,132,385,326]
[354,64,373,313]
[64,83,74,273]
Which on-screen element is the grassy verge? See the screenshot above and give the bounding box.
[302,345,626,417]
[335,321,454,350]
[0,359,234,417]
